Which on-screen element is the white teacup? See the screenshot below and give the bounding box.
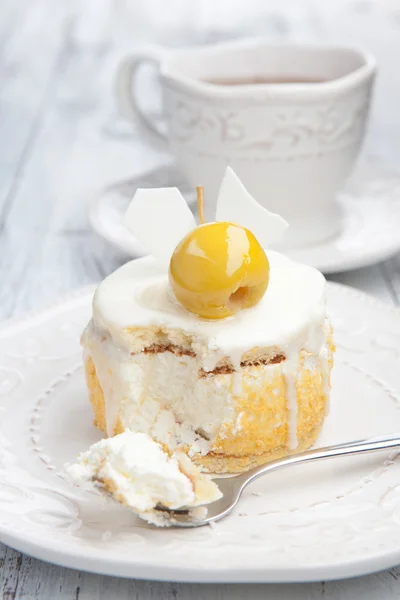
[116,39,376,248]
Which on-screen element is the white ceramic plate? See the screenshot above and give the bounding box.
[89,158,400,273]
[0,284,400,582]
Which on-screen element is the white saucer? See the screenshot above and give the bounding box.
[89,158,400,274]
[1,283,400,581]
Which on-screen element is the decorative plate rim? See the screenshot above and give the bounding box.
[0,282,399,582]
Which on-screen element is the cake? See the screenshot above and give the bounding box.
[67,431,221,526]
[79,168,334,476]
[82,251,333,474]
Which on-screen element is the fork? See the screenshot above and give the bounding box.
[157,433,400,527]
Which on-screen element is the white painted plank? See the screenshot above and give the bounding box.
[3,543,400,600]
[0,19,166,319]
[0,0,76,216]
[0,231,128,320]
[381,254,400,306]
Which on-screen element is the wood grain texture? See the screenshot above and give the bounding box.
[0,0,399,597]
[3,541,400,599]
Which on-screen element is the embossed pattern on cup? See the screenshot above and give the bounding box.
[116,40,376,248]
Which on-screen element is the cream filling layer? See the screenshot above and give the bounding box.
[85,322,236,449]
[84,318,332,453]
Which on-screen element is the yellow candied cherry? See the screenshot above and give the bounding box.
[169,221,270,319]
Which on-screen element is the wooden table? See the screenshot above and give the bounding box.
[1,0,400,597]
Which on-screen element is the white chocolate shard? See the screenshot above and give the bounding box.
[216,167,289,247]
[123,187,196,267]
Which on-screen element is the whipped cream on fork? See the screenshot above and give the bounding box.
[67,431,221,526]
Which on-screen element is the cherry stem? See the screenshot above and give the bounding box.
[197,186,205,225]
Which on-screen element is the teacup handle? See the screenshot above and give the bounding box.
[115,47,167,148]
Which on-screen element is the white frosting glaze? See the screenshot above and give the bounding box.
[93,250,326,358]
[88,250,328,451]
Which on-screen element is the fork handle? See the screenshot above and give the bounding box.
[239,433,400,491]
